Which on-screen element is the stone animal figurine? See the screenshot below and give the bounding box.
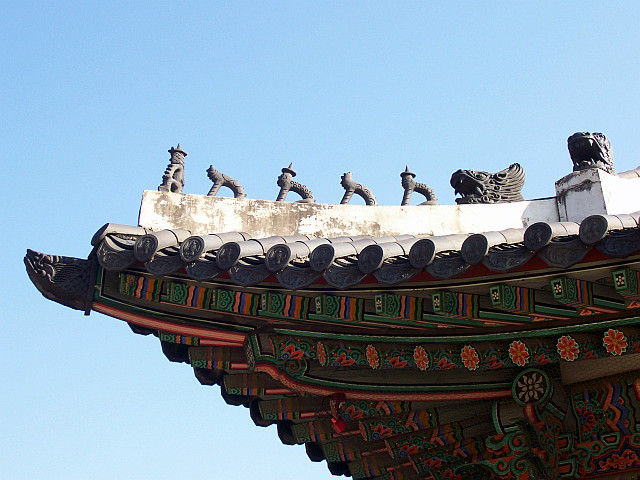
[158,144,186,194]
[567,132,615,175]
[340,172,377,206]
[450,163,525,204]
[400,166,438,206]
[206,165,246,199]
[275,164,315,203]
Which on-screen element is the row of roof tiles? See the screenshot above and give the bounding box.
[93,212,640,289]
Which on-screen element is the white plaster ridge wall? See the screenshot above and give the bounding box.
[138,190,559,238]
[555,168,640,223]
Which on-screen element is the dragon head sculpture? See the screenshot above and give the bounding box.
[450,163,525,204]
[567,132,615,174]
[24,249,94,311]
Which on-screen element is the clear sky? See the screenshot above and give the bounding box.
[2,2,640,479]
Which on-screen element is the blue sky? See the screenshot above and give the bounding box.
[2,2,640,478]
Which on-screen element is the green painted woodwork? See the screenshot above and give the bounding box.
[489,284,534,314]
[159,331,199,346]
[613,268,639,297]
[432,291,479,319]
[533,304,578,318]
[374,293,422,320]
[312,294,364,321]
[258,291,310,320]
[550,277,593,307]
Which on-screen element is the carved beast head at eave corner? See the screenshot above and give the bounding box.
[24,249,93,311]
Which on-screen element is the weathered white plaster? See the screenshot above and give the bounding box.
[138,190,559,238]
[555,169,640,222]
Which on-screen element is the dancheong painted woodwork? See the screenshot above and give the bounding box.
[26,135,640,479]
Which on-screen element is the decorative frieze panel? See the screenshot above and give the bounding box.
[374,293,423,320]
[260,330,640,382]
[431,291,479,319]
[312,294,364,321]
[119,272,163,302]
[550,276,625,315]
[167,281,215,308]
[489,285,534,314]
[550,277,593,308]
[259,292,310,320]
[118,272,259,316]
[214,288,260,315]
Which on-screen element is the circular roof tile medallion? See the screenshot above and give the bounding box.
[265,244,293,272]
[512,368,552,406]
[524,222,553,251]
[357,245,385,274]
[216,242,242,270]
[579,214,611,245]
[461,234,490,265]
[180,236,206,262]
[408,239,436,269]
[134,234,159,262]
[309,244,336,272]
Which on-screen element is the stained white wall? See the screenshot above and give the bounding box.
[138,190,559,237]
[555,168,640,223]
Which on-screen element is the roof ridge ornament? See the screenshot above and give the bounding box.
[276,163,315,203]
[340,172,377,206]
[450,163,525,204]
[400,165,438,206]
[206,165,246,199]
[568,131,615,174]
[158,144,186,193]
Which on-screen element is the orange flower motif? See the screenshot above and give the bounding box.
[461,345,480,371]
[366,344,380,369]
[603,329,628,356]
[413,346,430,371]
[508,340,530,367]
[556,335,580,362]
